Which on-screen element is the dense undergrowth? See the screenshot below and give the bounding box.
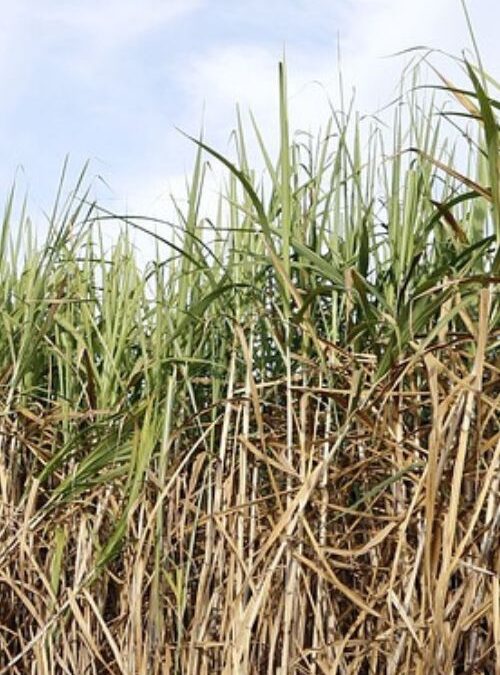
[0,48,499,673]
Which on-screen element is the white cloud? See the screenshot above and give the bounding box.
[0,0,204,94]
[39,0,203,50]
[114,0,494,236]
[176,43,337,169]
[337,0,496,111]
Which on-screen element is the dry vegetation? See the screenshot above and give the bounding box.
[0,49,499,673]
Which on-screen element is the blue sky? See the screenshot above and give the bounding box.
[1,0,499,236]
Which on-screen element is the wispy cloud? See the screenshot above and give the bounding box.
[176,43,337,164]
[0,0,204,96]
[1,0,499,240]
[43,0,204,45]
